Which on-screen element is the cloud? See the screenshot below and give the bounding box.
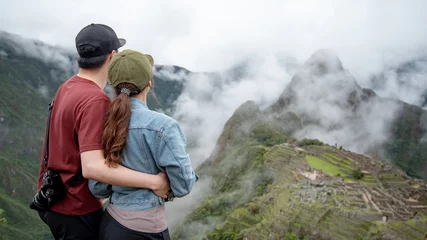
[37,85,49,98]
[173,53,296,167]
[154,66,188,82]
[365,55,427,107]
[1,0,426,74]
[165,177,213,229]
[276,50,401,156]
[0,49,7,58]
[0,31,77,74]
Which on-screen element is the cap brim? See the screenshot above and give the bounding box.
[118,38,126,47]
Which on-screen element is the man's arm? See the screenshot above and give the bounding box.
[81,150,170,198]
[76,98,169,198]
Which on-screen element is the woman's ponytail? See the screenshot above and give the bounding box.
[102,83,140,167]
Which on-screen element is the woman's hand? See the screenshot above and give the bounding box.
[153,172,170,199]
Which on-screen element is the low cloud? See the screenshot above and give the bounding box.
[154,66,189,82]
[279,50,400,155]
[366,54,427,108]
[0,31,77,75]
[37,85,49,98]
[166,177,213,230]
[0,49,7,58]
[173,54,296,167]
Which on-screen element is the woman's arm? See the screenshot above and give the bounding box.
[88,179,112,199]
[156,119,198,198]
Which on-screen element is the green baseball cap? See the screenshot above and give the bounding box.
[108,49,154,91]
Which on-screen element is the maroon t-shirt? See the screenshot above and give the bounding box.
[37,75,110,215]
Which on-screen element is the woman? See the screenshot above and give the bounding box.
[89,49,198,240]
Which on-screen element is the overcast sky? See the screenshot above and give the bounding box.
[1,0,426,73]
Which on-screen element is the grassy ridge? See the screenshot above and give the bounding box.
[0,50,59,239]
[0,188,51,240]
[172,121,427,239]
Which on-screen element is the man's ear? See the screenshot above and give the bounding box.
[148,80,152,87]
[108,50,116,60]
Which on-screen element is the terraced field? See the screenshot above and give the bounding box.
[176,143,427,240]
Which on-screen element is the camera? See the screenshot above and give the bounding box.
[30,169,66,212]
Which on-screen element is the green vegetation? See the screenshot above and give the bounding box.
[0,46,60,239]
[250,124,288,146]
[0,209,7,224]
[306,155,346,177]
[0,189,52,240]
[351,169,365,180]
[299,138,325,147]
[172,123,281,239]
[174,110,427,239]
[284,231,308,240]
[383,103,427,180]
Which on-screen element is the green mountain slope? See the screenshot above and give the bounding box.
[0,33,66,238]
[173,101,427,240]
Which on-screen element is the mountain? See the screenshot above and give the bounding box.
[171,50,427,239]
[172,101,427,239]
[268,49,427,180]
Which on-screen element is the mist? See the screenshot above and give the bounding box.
[0,49,7,58]
[0,31,78,77]
[162,48,426,229]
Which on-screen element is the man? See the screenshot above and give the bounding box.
[36,23,170,239]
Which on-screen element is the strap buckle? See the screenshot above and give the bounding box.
[48,101,54,110]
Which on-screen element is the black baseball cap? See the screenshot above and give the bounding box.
[75,23,126,58]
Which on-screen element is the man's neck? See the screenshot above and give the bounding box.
[77,68,108,90]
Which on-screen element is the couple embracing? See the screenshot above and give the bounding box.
[31,23,198,240]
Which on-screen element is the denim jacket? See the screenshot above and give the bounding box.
[89,98,198,211]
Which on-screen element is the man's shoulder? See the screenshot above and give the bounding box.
[58,75,110,104]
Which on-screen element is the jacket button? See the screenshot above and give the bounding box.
[152,201,157,206]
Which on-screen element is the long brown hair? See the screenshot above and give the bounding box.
[102,83,141,167]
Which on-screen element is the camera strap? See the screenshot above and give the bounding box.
[42,100,83,187]
[43,100,54,170]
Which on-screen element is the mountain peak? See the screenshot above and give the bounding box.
[270,49,361,114]
[304,49,344,75]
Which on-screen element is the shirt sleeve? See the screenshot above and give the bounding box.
[156,119,198,198]
[75,98,110,153]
